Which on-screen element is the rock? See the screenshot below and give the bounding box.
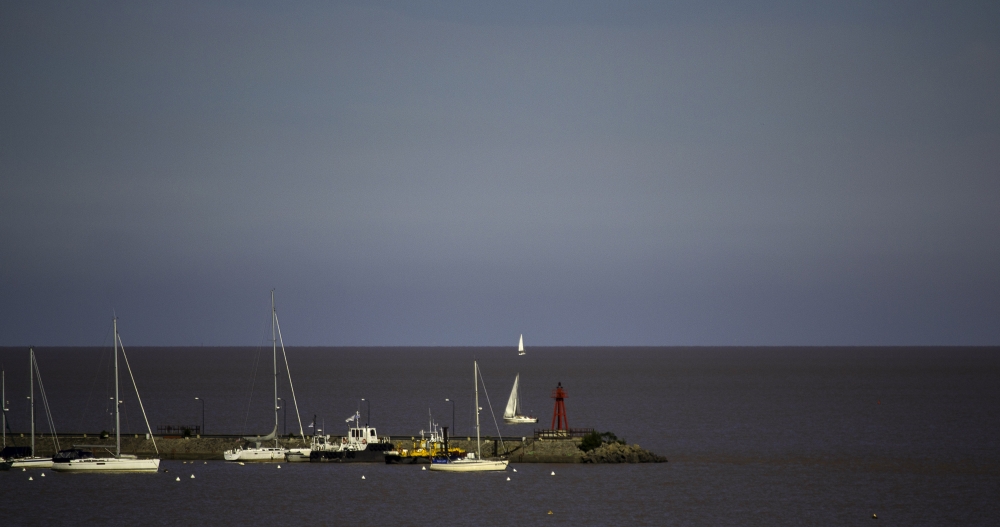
[580,442,667,463]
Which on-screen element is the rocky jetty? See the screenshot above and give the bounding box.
[581,442,667,463]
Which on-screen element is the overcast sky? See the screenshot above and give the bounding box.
[1,1,998,346]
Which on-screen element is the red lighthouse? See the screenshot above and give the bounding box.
[551,382,569,431]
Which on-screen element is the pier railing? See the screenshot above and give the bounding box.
[534,428,594,440]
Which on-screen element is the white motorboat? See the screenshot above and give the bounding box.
[430,361,508,473]
[503,373,537,424]
[52,318,160,473]
[226,291,306,462]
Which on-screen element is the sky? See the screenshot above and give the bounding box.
[1,0,998,346]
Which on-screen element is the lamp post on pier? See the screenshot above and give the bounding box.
[445,398,455,435]
[194,397,205,435]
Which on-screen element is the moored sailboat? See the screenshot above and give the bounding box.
[225,291,306,462]
[503,373,537,424]
[429,361,508,472]
[52,318,160,473]
[3,348,61,469]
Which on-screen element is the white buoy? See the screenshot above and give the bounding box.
[28,476,34,481]
[41,473,46,477]
[506,477,511,481]
[362,475,366,480]
[239,462,245,466]
[421,466,426,470]
[175,477,180,481]
[277,465,281,469]
[203,462,207,465]
[551,471,555,476]
[190,474,195,479]
[22,468,26,472]
[513,468,517,472]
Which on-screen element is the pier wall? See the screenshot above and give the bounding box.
[7,433,585,462]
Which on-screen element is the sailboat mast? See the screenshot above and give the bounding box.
[474,361,481,458]
[114,318,120,458]
[2,367,5,448]
[272,290,278,448]
[30,347,35,456]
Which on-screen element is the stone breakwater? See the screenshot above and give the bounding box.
[581,442,668,463]
[10,434,666,463]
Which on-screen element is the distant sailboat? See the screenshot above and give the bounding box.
[4,348,60,469]
[503,374,537,424]
[518,334,525,356]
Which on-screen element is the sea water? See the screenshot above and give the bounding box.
[1,346,997,525]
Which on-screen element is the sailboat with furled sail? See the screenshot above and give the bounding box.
[52,318,160,472]
[429,361,508,472]
[225,291,306,462]
[503,373,537,424]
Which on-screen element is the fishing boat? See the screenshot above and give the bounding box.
[309,411,396,463]
[518,334,525,356]
[52,318,161,473]
[503,373,537,424]
[386,410,465,464]
[429,361,508,472]
[226,291,306,462]
[3,348,61,469]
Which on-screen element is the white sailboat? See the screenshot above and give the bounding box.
[225,291,305,462]
[503,373,537,424]
[429,361,508,472]
[518,334,525,356]
[3,348,61,469]
[52,318,161,472]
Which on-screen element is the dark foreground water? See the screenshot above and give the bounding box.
[1,346,998,526]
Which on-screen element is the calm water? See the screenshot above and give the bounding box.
[1,346,998,526]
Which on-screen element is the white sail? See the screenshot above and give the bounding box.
[504,374,520,419]
[518,334,524,355]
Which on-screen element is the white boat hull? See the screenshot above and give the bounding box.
[51,457,160,473]
[285,448,311,462]
[429,459,508,472]
[503,416,538,424]
[224,447,288,462]
[10,457,54,469]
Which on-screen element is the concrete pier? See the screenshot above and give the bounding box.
[10,433,589,462]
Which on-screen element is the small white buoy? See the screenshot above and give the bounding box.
[506,477,511,481]
[28,476,34,481]
[41,473,46,477]
[22,468,26,472]
[551,471,555,476]
[239,462,245,466]
[421,466,426,470]
[362,475,366,480]
[277,465,281,469]
[190,474,195,479]
[547,511,553,515]
[203,462,207,465]
[513,468,517,472]
[872,514,878,520]
[175,477,180,481]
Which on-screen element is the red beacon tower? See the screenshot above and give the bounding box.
[551,382,569,431]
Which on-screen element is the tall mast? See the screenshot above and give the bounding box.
[114,318,120,458]
[2,367,5,448]
[30,347,35,457]
[272,290,278,448]
[474,361,481,458]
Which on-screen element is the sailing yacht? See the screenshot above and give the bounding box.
[429,361,508,472]
[52,319,161,472]
[518,334,525,356]
[225,291,306,462]
[4,348,59,469]
[503,374,537,424]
